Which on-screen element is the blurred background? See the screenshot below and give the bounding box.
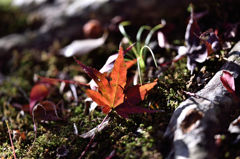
[1,0,240,75]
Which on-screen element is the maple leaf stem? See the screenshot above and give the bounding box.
[6,120,17,159]
[38,75,90,87]
[79,111,111,159]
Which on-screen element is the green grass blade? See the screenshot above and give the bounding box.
[143,24,164,57]
[140,45,158,68]
[119,21,138,56]
[136,25,151,53]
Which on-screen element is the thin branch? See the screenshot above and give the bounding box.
[6,120,17,159]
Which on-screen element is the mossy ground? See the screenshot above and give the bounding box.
[0,44,226,159]
[0,2,240,159]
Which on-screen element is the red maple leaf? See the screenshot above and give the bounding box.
[29,83,50,115]
[75,46,159,118]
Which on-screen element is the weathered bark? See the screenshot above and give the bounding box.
[164,41,240,159]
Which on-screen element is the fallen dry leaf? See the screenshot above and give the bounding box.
[29,83,49,115]
[220,70,239,101]
[32,100,62,122]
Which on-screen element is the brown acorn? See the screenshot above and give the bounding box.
[83,19,103,38]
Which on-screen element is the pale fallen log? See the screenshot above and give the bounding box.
[164,41,240,159]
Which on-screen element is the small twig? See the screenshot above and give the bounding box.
[79,112,111,159]
[6,120,17,159]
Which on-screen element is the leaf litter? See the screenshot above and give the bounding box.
[1,2,240,158]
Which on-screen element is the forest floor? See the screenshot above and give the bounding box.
[1,1,240,158]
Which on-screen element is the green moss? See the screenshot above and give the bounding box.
[0,13,231,158]
[0,51,201,158]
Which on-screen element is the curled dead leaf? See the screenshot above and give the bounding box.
[32,100,62,122]
[56,145,69,158]
[180,108,204,134]
[220,70,239,101]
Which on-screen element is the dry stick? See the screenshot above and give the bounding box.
[6,120,17,159]
[164,41,240,159]
[79,112,110,159]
